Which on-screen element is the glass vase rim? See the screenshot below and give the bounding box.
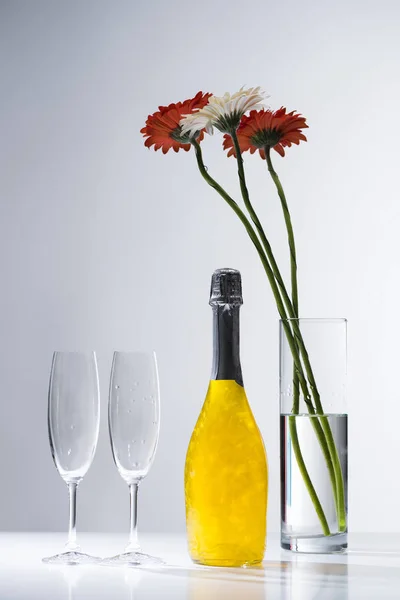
[280,317,347,324]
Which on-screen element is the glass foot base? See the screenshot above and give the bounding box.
[42,551,102,565]
[281,532,347,554]
[102,551,164,567]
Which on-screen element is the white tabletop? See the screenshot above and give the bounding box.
[1,532,400,599]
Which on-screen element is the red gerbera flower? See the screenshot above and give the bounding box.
[141,91,212,154]
[223,108,308,158]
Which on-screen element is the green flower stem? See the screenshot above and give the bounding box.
[289,416,330,535]
[192,140,290,334]
[228,133,332,433]
[265,148,298,316]
[230,132,294,319]
[229,132,340,523]
[230,133,299,429]
[292,363,300,414]
[192,139,331,536]
[265,148,346,532]
[265,145,300,420]
[228,132,321,420]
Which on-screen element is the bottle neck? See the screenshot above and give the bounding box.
[211,304,243,386]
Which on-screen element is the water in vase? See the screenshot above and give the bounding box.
[280,413,347,553]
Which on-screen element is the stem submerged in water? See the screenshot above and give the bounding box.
[288,416,330,535]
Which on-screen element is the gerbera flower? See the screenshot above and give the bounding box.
[141,91,211,154]
[223,108,308,158]
[180,87,267,136]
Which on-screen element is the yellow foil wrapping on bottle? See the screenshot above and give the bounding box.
[185,380,268,567]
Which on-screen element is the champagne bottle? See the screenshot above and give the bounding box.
[185,268,268,567]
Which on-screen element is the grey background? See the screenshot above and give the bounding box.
[1,0,399,534]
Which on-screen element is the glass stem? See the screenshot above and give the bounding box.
[126,482,140,552]
[66,482,79,551]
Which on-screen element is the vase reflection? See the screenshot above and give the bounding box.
[278,560,348,600]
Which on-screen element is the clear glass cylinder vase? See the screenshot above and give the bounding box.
[280,318,348,553]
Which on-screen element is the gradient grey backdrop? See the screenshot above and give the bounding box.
[1,0,399,534]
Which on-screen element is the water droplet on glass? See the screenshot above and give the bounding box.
[133,462,139,468]
[70,425,75,430]
[115,384,120,390]
[141,439,145,445]
[128,409,132,414]
[67,449,72,456]
[152,421,158,425]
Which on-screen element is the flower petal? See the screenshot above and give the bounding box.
[274,144,285,157]
[223,107,308,159]
[141,92,212,153]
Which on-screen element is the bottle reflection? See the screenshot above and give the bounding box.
[279,560,348,600]
[188,567,266,600]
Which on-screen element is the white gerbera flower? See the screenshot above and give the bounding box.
[180,87,268,136]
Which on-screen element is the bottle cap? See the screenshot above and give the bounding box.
[209,268,243,306]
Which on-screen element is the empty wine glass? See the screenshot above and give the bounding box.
[43,351,101,565]
[103,351,162,566]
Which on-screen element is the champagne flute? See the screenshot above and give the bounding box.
[43,351,101,565]
[103,351,162,566]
